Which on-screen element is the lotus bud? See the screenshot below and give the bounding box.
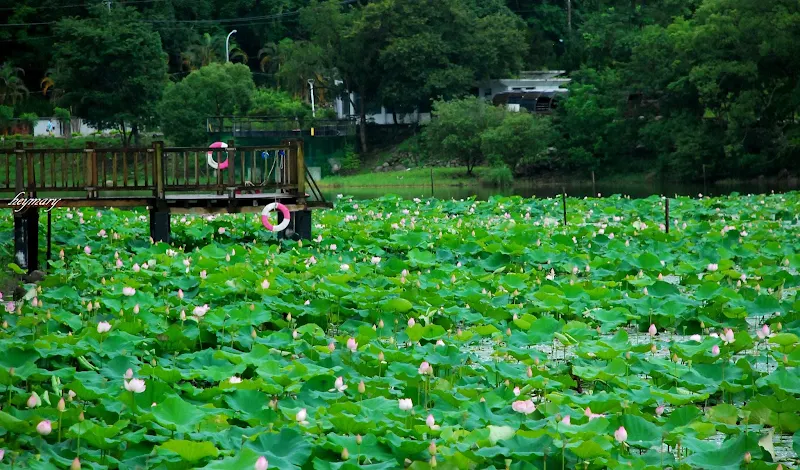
[777,322,782,331]
[506,328,512,336]
[251,329,257,339]
[429,441,437,455]
[341,448,349,460]
[57,397,66,412]
[650,344,657,354]
[9,367,15,376]
[430,456,437,467]
[79,411,85,421]
[356,434,362,445]
[625,351,631,360]
[378,352,385,362]
[358,380,366,394]
[286,313,292,322]
[744,452,751,464]
[250,304,255,311]
[526,367,533,378]
[378,319,385,329]
[71,458,81,470]
[151,358,156,366]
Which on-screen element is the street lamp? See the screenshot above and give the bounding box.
[307,79,316,118]
[226,30,237,62]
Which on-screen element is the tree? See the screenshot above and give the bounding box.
[480,111,557,174]
[0,63,28,106]
[423,96,504,175]
[158,63,255,145]
[53,6,167,145]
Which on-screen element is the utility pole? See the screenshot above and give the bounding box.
[308,79,316,118]
[567,0,572,33]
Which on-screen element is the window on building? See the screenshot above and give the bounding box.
[484,89,492,97]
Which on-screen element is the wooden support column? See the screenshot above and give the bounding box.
[150,141,170,243]
[295,139,305,199]
[277,209,312,241]
[14,209,40,272]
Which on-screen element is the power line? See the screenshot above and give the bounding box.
[0,0,163,13]
[0,0,356,27]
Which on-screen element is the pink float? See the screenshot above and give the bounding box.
[261,203,291,232]
[207,142,229,170]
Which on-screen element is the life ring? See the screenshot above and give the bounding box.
[207,142,229,170]
[261,202,291,232]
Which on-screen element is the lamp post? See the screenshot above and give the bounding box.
[226,30,237,62]
[307,79,316,118]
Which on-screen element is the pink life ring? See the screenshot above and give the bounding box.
[261,203,291,232]
[207,142,229,170]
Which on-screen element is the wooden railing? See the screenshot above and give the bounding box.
[1,139,307,199]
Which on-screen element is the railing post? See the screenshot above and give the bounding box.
[26,142,35,197]
[14,142,24,194]
[226,139,235,188]
[85,141,97,198]
[296,139,305,197]
[153,141,164,199]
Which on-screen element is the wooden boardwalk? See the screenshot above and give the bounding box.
[1,139,331,271]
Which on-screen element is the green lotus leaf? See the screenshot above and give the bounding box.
[157,439,219,463]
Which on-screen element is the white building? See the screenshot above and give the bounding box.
[332,71,571,123]
[476,71,571,112]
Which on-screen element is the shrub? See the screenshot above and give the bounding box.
[485,165,514,187]
[19,112,38,132]
[340,149,361,173]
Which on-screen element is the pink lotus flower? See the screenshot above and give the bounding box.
[346,337,358,352]
[116,259,123,268]
[125,368,133,379]
[254,456,268,470]
[330,376,347,392]
[722,329,735,344]
[408,317,416,327]
[97,321,112,334]
[124,378,146,393]
[614,426,628,443]
[177,289,184,300]
[690,334,702,342]
[296,408,309,425]
[711,345,720,356]
[36,420,52,435]
[398,398,413,411]
[757,324,771,340]
[656,404,665,416]
[122,287,136,296]
[584,407,605,420]
[512,386,520,397]
[426,414,440,430]
[200,270,207,279]
[27,392,41,408]
[371,257,381,265]
[71,458,81,470]
[133,304,140,314]
[648,324,657,337]
[98,229,107,238]
[707,263,718,272]
[418,361,432,375]
[133,263,140,272]
[218,227,225,234]
[84,246,91,255]
[511,400,536,415]
[229,376,242,384]
[436,339,445,347]
[328,342,336,353]
[193,304,210,318]
[261,279,270,289]
[561,415,571,425]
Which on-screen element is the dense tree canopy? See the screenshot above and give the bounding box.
[52,6,168,144]
[1,0,798,177]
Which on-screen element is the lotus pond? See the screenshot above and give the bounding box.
[1,192,800,470]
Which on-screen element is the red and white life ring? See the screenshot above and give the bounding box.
[207,142,229,170]
[261,203,291,232]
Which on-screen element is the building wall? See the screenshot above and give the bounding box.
[32,118,112,137]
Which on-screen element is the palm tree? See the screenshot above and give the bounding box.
[0,63,28,106]
[40,66,63,103]
[181,33,220,71]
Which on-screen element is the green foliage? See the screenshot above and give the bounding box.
[158,63,255,146]
[53,6,167,145]
[19,112,38,130]
[53,107,71,122]
[249,88,311,119]
[424,96,504,174]
[425,97,556,176]
[485,164,514,186]
[0,105,13,125]
[339,149,361,173]
[480,111,557,173]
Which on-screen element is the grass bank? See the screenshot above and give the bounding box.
[318,167,488,188]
